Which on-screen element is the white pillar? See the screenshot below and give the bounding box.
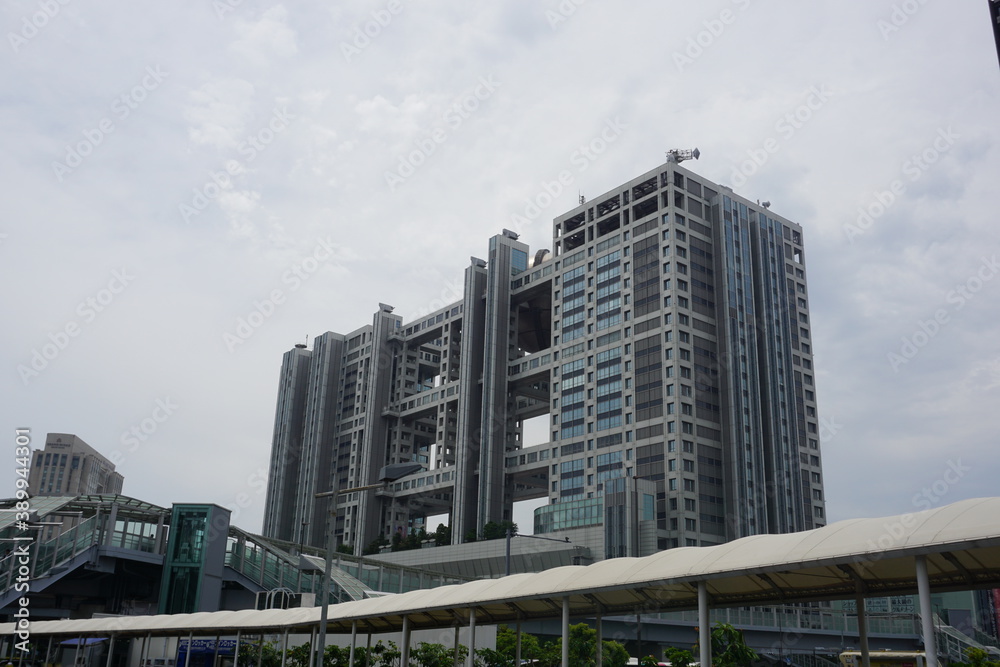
[105,634,117,667]
[306,629,314,667]
[74,636,83,667]
[184,632,194,667]
[915,556,938,667]
[234,631,241,667]
[856,592,870,667]
[280,630,288,667]
[516,621,522,667]
[596,611,603,667]
[453,626,461,667]
[139,634,151,667]
[401,617,411,667]
[466,609,477,667]
[699,581,711,667]
[562,597,570,667]
[349,621,357,667]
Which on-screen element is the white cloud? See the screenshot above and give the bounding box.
[3,0,999,537]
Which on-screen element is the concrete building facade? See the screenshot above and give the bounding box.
[28,433,124,497]
[263,159,826,558]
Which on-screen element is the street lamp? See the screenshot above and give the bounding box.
[313,462,423,666]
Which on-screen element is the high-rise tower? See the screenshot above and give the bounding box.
[263,158,825,558]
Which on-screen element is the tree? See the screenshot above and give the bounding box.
[963,647,1000,667]
[486,624,543,666]
[366,640,398,667]
[536,622,627,667]
[236,640,283,667]
[481,520,518,541]
[434,522,451,546]
[336,543,354,555]
[601,639,630,667]
[285,643,312,667]
[363,534,389,555]
[707,622,759,667]
[662,646,694,667]
[413,641,466,667]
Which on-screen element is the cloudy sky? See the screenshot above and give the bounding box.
[3,0,998,536]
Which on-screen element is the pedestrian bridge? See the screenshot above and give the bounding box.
[5,497,1000,667]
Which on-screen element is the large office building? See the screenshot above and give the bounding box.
[263,157,825,559]
[28,432,124,497]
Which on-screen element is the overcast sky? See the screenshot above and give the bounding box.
[3,1,998,537]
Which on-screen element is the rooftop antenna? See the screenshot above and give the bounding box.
[666,148,700,163]
[578,193,586,205]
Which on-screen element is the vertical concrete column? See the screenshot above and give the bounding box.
[453,626,461,667]
[280,630,289,667]
[349,621,357,667]
[699,581,712,667]
[856,591,870,667]
[915,556,938,667]
[401,616,411,667]
[515,621,522,667]
[596,611,603,667]
[105,504,119,547]
[562,597,570,667]
[184,632,194,667]
[105,634,117,667]
[140,634,151,667]
[466,609,477,667]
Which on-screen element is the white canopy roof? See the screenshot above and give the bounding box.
[6,496,1000,638]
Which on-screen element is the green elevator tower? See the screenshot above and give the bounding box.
[158,504,231,614]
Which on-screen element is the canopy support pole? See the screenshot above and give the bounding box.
[562,597,570,667]
[699,581,712,667]
[916,555,938,667]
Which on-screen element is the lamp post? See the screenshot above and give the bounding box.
[313,462,423,667]
[503,531,571,577]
